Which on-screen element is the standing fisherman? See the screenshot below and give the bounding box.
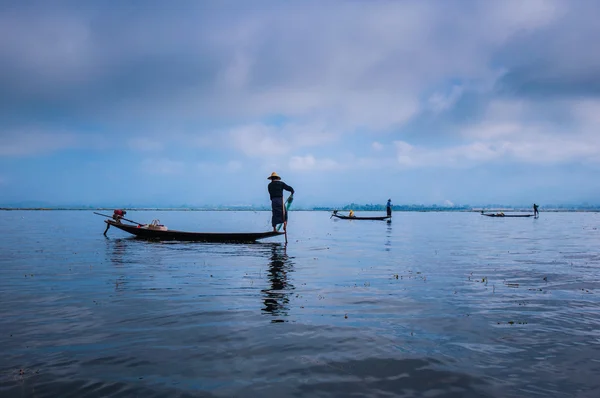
[267,172,294,232]
[386,199,392,218]
[533,203,539,218]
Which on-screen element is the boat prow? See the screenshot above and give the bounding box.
[103,219,285,243]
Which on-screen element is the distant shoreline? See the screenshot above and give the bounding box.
[1,207,599,213]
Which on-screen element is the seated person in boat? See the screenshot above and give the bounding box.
[349,210,355,217]
[112,209,126,223]
[267,172,294,232]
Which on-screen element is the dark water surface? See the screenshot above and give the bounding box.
[1,210,599,397]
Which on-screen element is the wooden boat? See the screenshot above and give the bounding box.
[331,213,390,221]
[481,213,533,218]
[103,219,284,243]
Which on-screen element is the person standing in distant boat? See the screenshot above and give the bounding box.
[349,210,355,218]
[267,172,294,232]
[533,203,539,217]
[386,199,392,218]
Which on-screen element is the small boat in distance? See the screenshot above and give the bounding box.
[331,210,390,221]
[96,212,284,243]
[481,212,533,218]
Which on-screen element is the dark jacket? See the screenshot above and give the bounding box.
[268,180,294,199]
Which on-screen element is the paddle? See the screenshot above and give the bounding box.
[93,212,144,226]
[277,195,293,243]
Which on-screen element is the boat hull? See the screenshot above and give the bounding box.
[104,220,284,243]
[481,214,533,218]
[332,214,390,221]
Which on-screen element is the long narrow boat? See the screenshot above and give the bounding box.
[103,219,284,243]
[481,213,533,218]
[331,214,390,221]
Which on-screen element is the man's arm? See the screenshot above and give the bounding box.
[283,182,295,194]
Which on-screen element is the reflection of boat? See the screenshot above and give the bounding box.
[331,212,390,221]
[262,243,294,321]
[481,213,533,218]
[103,219,284,243]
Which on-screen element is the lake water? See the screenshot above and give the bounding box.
[1,210,599,397]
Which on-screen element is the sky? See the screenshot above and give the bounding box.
[1,0,600,207]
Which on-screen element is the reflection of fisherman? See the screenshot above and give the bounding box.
[349,210,355,218]
[267,172,294,232]
[533,203,539,217]
[386,199,392,217]
[262,244,294,320]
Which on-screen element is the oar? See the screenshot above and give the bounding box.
[276,196,293,232]
[277,195,293,243]
[93,212,144,226]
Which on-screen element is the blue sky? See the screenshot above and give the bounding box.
[1,0,600,207]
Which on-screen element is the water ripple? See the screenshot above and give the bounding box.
[1,211,600,397]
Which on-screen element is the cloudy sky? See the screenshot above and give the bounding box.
[1,0,599,207]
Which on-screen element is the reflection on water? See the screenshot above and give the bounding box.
[1,210,600,397]
[108,238,127,265]
[385,222,392,251]
[262,243,294,322]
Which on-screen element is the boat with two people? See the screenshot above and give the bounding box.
[96,210,285,243]
[480,211,533,218]
[331,209,390,221]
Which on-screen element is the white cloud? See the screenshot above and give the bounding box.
[229,124,290,157]
[460,100,532,140]
[484,0,563,34]
[0,0,567,137]
[393,135,600,168]
[128,137,163,152]
[435,97,600,166]
[428,85,464,113]
[289,155,340,171]
[0,11,92,82]
[0,131,79,156]
[229,122,339,157]
[502,137,600,164]
[227,160,243,172]
[197,160,244,173]
[0,1,595,177]
[196,162,217,172]
[462,122,525,140]
[354,156,397,170]
[571,99,600,128]
[141,158,184,175]
[395,141,416,167]
[219,51,254,90]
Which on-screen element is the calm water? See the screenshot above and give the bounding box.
[1,210,599,397]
